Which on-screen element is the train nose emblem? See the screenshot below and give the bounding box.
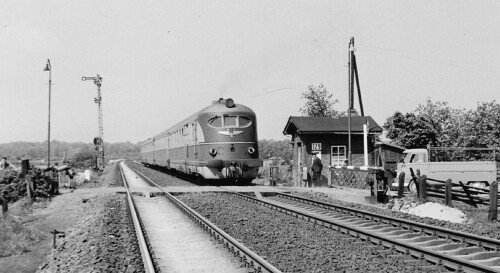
[218,129,243,137]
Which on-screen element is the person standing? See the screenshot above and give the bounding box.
[312,153,323,187]
[0,157,8,170]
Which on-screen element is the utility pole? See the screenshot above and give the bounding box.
[82,75,104,172]
[43,59,52,168]
[347,37,355,164]
[346,37,366,165]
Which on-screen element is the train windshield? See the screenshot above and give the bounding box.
[208,115,252,128]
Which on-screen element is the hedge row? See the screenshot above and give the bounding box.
[0,169,56,203]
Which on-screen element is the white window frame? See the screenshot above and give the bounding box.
[331,145,347,166]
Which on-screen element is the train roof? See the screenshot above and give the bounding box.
[198,98,255,115]
[144,98,255,142]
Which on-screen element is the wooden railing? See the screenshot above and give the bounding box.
[397,168,499,221]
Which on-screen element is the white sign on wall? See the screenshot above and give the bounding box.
[312,143,322,151]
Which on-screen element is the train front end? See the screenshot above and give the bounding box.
[196,98,262,183]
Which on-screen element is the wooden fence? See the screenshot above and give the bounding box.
[397,168,499,221]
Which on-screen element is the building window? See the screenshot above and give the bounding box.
[331,146,346,166]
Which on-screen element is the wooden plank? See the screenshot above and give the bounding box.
[419,175,427,203]
[445,179,453,207]
[458,181,477,208]
[398,172,405,198]
[489,181,498,222]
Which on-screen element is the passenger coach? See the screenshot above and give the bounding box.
[140,98,262,184]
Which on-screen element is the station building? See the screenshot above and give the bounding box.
[283,116,383,186]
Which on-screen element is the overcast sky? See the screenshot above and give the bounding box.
[1,1,499,144]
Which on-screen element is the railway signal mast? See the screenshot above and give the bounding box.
[82,75,104,172]
[347,37,365,164]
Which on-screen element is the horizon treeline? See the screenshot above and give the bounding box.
[1,139,292,163]
[0,140,140,162]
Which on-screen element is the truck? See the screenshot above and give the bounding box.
[391,146,497,192]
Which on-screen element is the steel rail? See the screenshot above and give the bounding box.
[119,163,156,273]
[233,192,500,273]
[127,163,282,273]
[275,192,500,251]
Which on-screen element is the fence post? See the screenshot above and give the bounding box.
[328,167,332,187]
[419,175,427,203]
[398,172,405,198]
[269,166,278,186]
[489,181,498,222]
[0,195,7,217]
[445,179,453,207]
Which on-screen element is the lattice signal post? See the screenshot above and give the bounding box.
[82,75,104,172]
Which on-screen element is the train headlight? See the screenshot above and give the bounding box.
[225,98,235,108]
[248,147,255,154]
[209,149,217,157]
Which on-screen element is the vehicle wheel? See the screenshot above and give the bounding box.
[408,179,418,193]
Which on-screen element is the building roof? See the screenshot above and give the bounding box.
[283,116,383,135]
[374,141,406,151]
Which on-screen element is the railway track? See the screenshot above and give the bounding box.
[126,161,500,271]
[119,162,156,272]
[232,192,500,273]
[119,161,281,273]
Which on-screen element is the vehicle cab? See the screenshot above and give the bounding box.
[393,149,429,191]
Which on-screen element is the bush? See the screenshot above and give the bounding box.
[0,169,57,203]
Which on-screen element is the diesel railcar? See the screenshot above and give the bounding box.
[140,98,262,183]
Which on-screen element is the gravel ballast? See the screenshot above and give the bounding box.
[37,194,143,272]
[178,192,442,273]
[126,161,196,187]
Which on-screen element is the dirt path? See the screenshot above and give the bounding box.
[0,161,125,273]
[0,186,124,273]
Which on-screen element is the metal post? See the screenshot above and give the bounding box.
[82,75,104,172]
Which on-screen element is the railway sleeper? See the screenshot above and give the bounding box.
[457,251,500,261]
[413,239,451,247]
[373,227,407,235]
[473,256,500,267]
[390,232,423,240]
[426,243,466,252]
[438,246,484,255]
[397,235,437,244]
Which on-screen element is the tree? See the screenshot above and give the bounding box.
[415,98,465,147]
[300,84,343,117]
[258,139,292,162]
[384,98,500,150]
[384,112,437,149]
[459,101,500,148]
